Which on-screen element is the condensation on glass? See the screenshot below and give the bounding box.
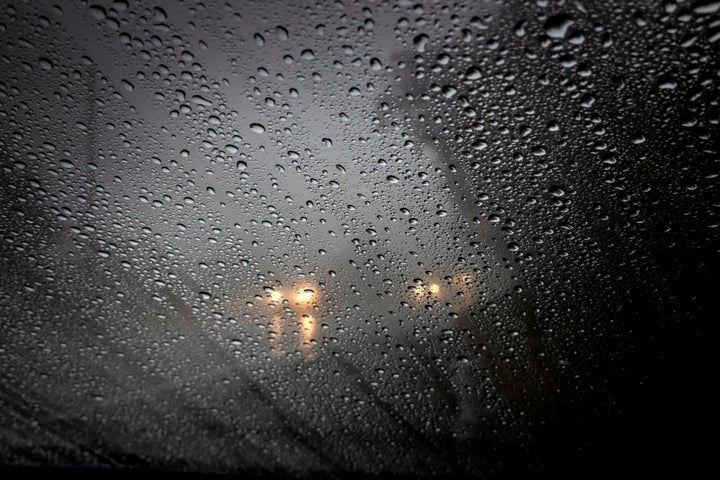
[0,0,717,477]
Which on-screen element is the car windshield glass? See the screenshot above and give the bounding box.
[1,0,717,478]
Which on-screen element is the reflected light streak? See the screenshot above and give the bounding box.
[300,314,318,360]
[235,280,325,360]
[270,314,283,358]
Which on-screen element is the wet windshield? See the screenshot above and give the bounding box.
[1,0,717,478]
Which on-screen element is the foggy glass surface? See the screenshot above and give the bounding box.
[0,0,717,478]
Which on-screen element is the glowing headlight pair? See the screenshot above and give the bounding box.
[268,288,315,304]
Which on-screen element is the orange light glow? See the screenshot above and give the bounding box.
[271,314,283,358]
[269,291,282,302]
[300,314,318,360]
[296,289,315,303]
[429,283,440,294]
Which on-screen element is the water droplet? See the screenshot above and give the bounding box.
[532,146,547,156]
[549,186,565,197]
[191,95,211,106]
[441,85,457,99]
[658,74,677,90]
[465,67,481,80]
[250,123,266,134]
[632,134,646,144]
[693,0,720,15]
[152,7,167,22]
[88,5,106,20]
[414,34,429,52]
[39,58,53,71]
[472,140,488,151]
[544,14,574,39]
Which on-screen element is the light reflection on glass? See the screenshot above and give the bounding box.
[295,288,315,304]
[300,314,318,361]
[406,274,479,314]
[242,280,325,360]
[270,314,283,359]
